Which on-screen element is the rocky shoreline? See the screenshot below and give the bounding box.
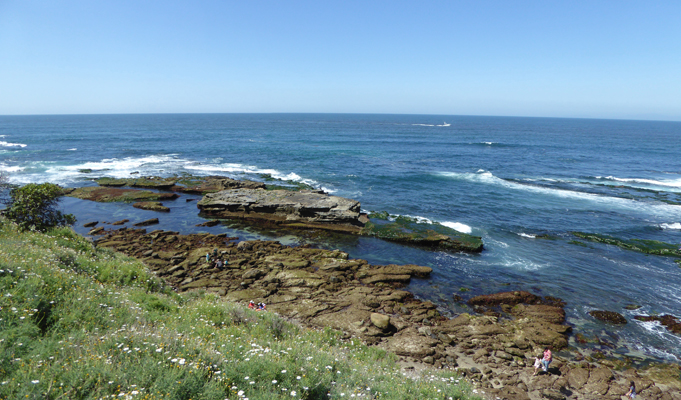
[61,174,681,398]
[65,174,484,253]
[88,224,681,400]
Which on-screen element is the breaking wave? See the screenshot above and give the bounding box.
[660,223,681,230]
[436,170,681,218]
[4,154,328,192]
[595,175,681,190]
[378,213,473,234]
[441,221,473,234]
[0,141,27,148]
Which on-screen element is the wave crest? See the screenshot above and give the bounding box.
[0,141,27,148]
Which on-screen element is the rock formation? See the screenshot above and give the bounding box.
[197,189,364,233]
[89,227,681,399]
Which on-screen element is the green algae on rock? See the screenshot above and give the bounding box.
[172,175,265,193]
[64,186,180,202]
[571,232,681,257]
[95,176,178,188]
[589,310,627,325]
[360,214,483,253]
[132,201,170,212]
[95,175,265,193]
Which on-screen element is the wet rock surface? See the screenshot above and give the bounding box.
[133,201,170,212]
[65,175,484,253]
[634,314,681,335]
[361,212,484,252]
[95,175,266,193]
[91,227,681,399]
[64,186,180,202]
[589,310,627,325]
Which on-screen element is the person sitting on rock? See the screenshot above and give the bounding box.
[626,381,636,398]
[256,302,266,311]
[248,300,256,309]
[542,347,552,372]
[215,259,223,270]
[532,355,543,376]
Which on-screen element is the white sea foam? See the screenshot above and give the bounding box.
[396,215,473,234]
[11,154,328,190]
[57,154,186,177]
[660,222,681,230]
[184,162,322,189]
[0,164,24,173]
[441,221,472,234]
[67,148,77,151]
[369,212,474,234]
[388,214,433,224]
[412,124,435,127]
[597,175,681,189]
[517,233,536,238]
[0,141,27,148]
[499,256,546,271]
[319,186,338,194]
[632,319,681,361]
[436,170,681,218]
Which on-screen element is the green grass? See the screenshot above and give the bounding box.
[0,219,479,400]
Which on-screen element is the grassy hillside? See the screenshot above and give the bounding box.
[0,219,480,400]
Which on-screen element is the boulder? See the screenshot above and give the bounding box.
[133,201,170,212]
[88,226,105,235]
[468,291,541,307]
[371,313,391,330]
[589,310,627,325]
[83,221,98,228]
[133,218,159,227]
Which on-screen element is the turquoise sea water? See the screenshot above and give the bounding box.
[2,113,681,363]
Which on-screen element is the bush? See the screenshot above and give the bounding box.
[4,183,75,232]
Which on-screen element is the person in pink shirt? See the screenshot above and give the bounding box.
[542,347,552,372]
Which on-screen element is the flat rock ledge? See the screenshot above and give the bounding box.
[197,189,364,233]
[96,175,266,193]
[92,228,681,399]
[197,188,484,253]
[64,186,179,203]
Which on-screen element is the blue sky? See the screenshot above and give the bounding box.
[1,1,680,120]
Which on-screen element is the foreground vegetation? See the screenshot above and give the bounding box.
[0,219,479,400]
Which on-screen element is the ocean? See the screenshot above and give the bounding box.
[2,113,680,363]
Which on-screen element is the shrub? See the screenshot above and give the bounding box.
[4,183,75,232]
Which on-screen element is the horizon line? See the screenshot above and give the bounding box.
[1,112,679,123]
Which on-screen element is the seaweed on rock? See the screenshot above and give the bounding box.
[360,214,483,253]
[571,232,681,258]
